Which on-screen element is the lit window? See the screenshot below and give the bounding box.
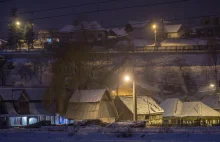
[47,38,52,43]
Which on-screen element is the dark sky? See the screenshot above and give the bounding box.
[1,0,220,38]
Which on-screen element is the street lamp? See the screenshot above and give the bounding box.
[210,84,215,88]
[16,21,20,26]
[124,74,137,121]
[152,24,157,46]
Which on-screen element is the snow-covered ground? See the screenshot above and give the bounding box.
[1,126,220,142]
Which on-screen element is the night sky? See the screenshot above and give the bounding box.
[0,0,220,38]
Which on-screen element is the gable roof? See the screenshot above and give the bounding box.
[164,24,182,33]
[69,89,108,103]
[59,21,105,33]
[119,96,164,115]
[160,98,183,117]
[0,88,24,100]
[25,88,46,101]
[181,102,220,117]
[109,28,127,36]
[201,95,220,110]
[160,98,220,117]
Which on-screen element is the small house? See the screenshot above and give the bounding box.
[59,21,108,42]
[164,24,186,38]
[65,89,118,123]
[114,96,164,124]
[0,87,66,127]
[160,98,220,125]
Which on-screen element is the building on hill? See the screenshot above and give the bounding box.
[160,98,220,125]
[65,89,118,123]
[114,96,164,124]
[59,21,108,43]
[0,87,69,127]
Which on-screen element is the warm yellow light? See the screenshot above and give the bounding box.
[16,21,20,26]
[124,75,130,82]
[152,24,156,29]
[210,84,215,88]
[112,90,116,93]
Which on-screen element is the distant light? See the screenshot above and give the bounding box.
[210,84,215,88]
[112,90,116,94]
[152,24,157,29]
[124,75,130,82]
[16,21,20,26]
[47,38,52,43]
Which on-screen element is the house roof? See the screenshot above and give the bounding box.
[25,88,46,100]
[0,88,47,101]
[119,96,164,115]
[109,28,127,36]
[128,21,149,28]
[29,102,54,116]
[59,21,105,33]
[69,89,108,103]
[164,24,182,33]
[0,88,24,100]
[160,98,183,117]
[201,95,220,110]
[160,98,220,117]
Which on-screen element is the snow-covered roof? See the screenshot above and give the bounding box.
[164,24,182,33]
[0,88,24,100]
[29,102,54,116]
[69,89,108,103]
[119,96,164,115]
[59,21,105,33]
[160,98,183,117]
[25,88,46,100]
[128,21,149,28]
[161,38,208,46]
[160,98,220,117]
[109,28,127,36]
[0,88,46,101]
[201,95,220,110]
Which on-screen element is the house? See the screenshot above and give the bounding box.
[108,28,127,38]
[164,24,189,38]
[114,96,164,124]
[0,87,70,127]
[36,30,59,47]
[160,98,220,125]
[125,20,170,40]
[65,89,118,123]
[59,21,108,43]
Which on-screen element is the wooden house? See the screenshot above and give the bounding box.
[114,96,164,124]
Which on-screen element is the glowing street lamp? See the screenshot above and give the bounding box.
[210,84,215,88]
[124,74,137,121]
[16,21,20,26]
[152,24,157,46]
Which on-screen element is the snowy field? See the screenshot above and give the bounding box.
[1,126,220,142]
[1,131,220,142]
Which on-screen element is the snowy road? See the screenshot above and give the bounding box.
[0,131,219,142]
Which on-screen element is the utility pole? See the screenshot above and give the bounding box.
[133,78,137,121]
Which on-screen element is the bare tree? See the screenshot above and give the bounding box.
[206,51,219,86]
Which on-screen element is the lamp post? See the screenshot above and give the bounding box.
[124,75,137,121]
[152,24,157,46]
[16,21,20,26]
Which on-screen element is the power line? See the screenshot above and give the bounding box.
[1,0,193,24]
[31,0,194,21]
[0,0,12,2]
[19,0,125,14]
